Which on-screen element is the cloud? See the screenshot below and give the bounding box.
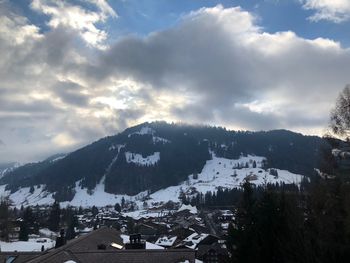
[92,5,349,131]
[30,0,117,48]
[301,0,350,23]
[0,3,349,163]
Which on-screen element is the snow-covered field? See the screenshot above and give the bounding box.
[0,154,304,214]
[0,238,55,252]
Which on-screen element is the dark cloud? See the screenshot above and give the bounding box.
[54,81,90,107]
[85,6,350,133]
[0,4,349,163]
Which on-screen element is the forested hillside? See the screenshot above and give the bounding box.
[0,122,329,201]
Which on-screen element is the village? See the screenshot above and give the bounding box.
[0,199,234,263]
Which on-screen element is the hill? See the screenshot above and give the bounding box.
[0,122,329,204]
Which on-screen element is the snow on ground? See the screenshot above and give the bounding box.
[0,154,304,213]
[109,144,125,151]
[39,228,57,238]
[152,136,170,144]
[50,155,66,163]
[125,152,160,166]
[128,126,170,144]
[0,163,20,179]
[60,177,141,208]
[146,154,304,208]
[0,185,55,208]
[0,238,55,252]
[128,127,155,138]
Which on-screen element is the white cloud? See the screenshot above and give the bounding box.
[95,5,350,133]
[30,0,116,48]
[0,3,349,163]
[302,0,350,23]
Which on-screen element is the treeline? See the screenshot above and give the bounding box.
[182,182,301,208]
[226,177,350,263]
[105,135,210,195]
[0,200,79,242]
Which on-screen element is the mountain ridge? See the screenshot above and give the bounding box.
[0,121,329,203]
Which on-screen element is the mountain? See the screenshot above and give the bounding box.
[0,121,329,204]
[0,162,19,179]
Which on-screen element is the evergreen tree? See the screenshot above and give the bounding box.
[48,201,61,232]
[121,197,125,209]
[66,213,78,240]
[0,198,11,241]
[91,206,98,217]
[252,160,257,168]
[231,181,259,263]
[18,221,29,241]
[114,203,121,213]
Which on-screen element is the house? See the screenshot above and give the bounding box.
[136,222,168,240]
[0,227,196,263]
[196,243,229,263]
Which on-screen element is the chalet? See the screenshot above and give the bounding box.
[136,222,168,240]
[0,227,196,263]
[197,243,229,263]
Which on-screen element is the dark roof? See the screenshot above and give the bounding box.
[25,227,123,262]
[197,243,228,258]
[68,249,195,263]
[0,252,42,263]
[188,224,209,234]
[1,227,195,263]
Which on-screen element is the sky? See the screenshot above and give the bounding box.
[0,0,350,163]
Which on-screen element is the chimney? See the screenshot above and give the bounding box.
[125,233,146,249]
[97,244,107,250]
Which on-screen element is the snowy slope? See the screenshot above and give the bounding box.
[128,126,155,137]
[0,154,304,210]
[128,126,170,144]
[0,184,54,208]
[146,154,303,206]
[60,177,146,208]
[0,163,20,179]
[125,152,160,166]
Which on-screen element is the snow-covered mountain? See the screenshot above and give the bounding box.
[0,162,20,179]
[0,121,327,208]
[0,153,304,210]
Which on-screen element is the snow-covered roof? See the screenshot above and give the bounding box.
[183,233,209,249]
[120,234,164,250]
[155,236,177,247]
[177,204,198,214]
